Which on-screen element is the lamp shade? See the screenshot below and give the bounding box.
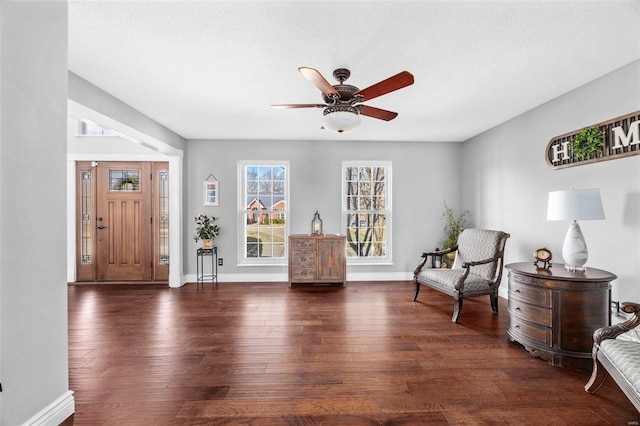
[547,189,605,221]
[322,106,361,133]
[547,188,604,271]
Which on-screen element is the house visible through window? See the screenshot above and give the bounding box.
[238,161,289,264]
[343,161,391,264]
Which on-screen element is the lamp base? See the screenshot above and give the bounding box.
[564,264,586,273]
[562,220,589,271]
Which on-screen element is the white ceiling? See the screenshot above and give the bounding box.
[68,1,640,143]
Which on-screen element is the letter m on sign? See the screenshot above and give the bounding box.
[612,121,640,150]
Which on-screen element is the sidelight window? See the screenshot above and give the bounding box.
[157,169,169,265]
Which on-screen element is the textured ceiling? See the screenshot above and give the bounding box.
[68,1,640,142]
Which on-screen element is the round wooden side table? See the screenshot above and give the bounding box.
[505,262,616,370]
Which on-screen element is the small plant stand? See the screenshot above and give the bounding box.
[196,247,218,286]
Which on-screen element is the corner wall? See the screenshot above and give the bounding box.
[462,60,640,301]
[0,2,73,424]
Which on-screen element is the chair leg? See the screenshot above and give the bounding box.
[585,356,608,394]
[490,292,499,313]
[412,280,421,301]
[452,295,462,322]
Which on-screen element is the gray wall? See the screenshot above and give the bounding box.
[184,139,462,280]
[462,60,640,301]
[0,1,72,424]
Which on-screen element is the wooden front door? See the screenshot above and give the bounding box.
[76,161,169,282]
[96,162,153,280]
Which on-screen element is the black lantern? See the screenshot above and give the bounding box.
[432,248,443,268]
[311,211,323,235]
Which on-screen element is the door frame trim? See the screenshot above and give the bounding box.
[67,100,184,287]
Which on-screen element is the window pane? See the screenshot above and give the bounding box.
[109,169,140,191]
[80,169,93,265]
[158,170,169,265]
[343,163,390,261]
[79,121,115,136]
[241,163,288,261]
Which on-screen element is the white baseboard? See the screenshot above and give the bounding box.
[346,271,413,281]
[181,271,414,285]
[182,272,286,284]
[179,272,512,307]
[23,390,74,426]
[499,285,509,300]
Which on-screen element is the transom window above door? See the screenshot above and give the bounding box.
[78,120,116,136]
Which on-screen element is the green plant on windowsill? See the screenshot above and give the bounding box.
[571,127,604,160]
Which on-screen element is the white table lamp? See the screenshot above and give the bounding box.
[547,188,604,272]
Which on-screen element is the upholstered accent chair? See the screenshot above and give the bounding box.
[585,302,640,412]
[413,229,510,322]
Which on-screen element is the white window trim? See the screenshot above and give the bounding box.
[237,160,290,266]
[341,161,392,265]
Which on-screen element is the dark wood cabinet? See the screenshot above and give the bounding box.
[288,235,346,287]
[505,262,616,370]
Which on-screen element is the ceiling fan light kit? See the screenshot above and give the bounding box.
[322,105,361,133]
[273,67,414,133]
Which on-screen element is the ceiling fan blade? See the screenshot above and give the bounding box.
[358,105,398,121]
[271,103,326,109]
[298,67,340,98]
[354,71,414,102]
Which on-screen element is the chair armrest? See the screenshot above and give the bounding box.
[594,302,640,345]
[414,246,458,275]
[461,255,498,269]
[421,246,457,258]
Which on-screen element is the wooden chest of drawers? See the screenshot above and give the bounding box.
[288,235,346,287]
[505,262,615,370]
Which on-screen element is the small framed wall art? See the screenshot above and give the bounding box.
[203,179,219,206]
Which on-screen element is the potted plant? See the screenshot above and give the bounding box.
[121,178,134,191]
[571,127,604,160]
[440,202,471,267]
[194,214,220,248]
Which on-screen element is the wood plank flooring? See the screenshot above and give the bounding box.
[64,281,639,425]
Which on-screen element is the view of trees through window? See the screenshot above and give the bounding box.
[344,164,389,259]
[242,164,287,259]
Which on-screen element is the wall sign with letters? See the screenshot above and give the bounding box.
[546,111,640,170]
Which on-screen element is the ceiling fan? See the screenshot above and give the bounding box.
[272,67,414,133]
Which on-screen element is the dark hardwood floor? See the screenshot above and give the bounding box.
[64,281,638,425]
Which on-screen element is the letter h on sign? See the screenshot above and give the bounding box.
[552,141,570,162]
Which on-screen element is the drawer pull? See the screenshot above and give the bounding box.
[515,289,521,293]
[300,271,308,276]
[515,307,521,311]
[515,325,520,328]
[299,257,308,261]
